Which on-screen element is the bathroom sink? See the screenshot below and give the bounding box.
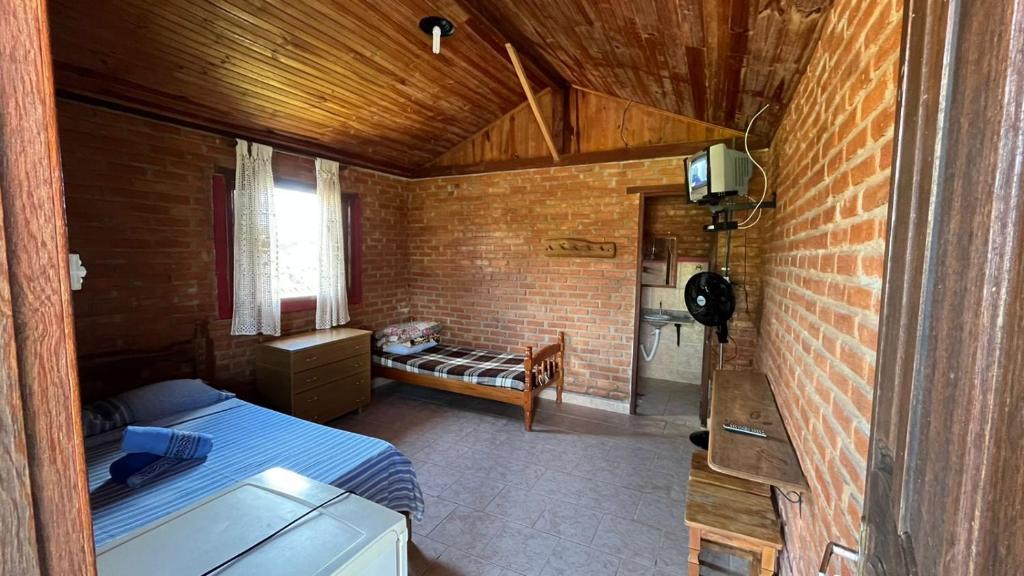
[643,312,672,328]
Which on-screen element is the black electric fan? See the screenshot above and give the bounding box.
[684,271,736,452]
[684,271,736,344]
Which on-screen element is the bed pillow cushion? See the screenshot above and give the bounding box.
[81,397,134,437]
[382,339,438,355]
[374,321,442,349]
[114,379,234,423]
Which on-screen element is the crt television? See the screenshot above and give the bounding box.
[686,143,753,204]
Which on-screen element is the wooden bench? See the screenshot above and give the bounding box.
[686,452,782,576]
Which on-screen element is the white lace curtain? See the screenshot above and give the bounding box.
[315,158,350,328]
[231,139,280,336]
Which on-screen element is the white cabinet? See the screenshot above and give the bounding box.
[97,468,408,576]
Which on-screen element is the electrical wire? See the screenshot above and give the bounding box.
[738,104,771,229]
[619,100,633,148]
[726,337,739,362]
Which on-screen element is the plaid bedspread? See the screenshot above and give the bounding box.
[373,344,528,391]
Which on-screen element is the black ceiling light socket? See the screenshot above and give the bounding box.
[419,16,455,38]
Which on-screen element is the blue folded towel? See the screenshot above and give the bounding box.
[121,426,213,459]
[109,452,206,488]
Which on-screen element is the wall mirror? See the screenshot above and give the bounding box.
[641,236,677,287]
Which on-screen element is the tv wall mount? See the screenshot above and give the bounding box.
[703,194,777,232]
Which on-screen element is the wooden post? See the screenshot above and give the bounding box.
[556,332,565,404]
[505,43,560,162]
[0,0,96,572]
[523,345,534,431]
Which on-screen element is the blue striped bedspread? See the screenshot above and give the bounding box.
[87,398,423,548]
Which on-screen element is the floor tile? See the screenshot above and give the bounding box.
[617,560,654,575]
[532,499,603,544]
[414,494,458,536]
[635,493,687,532]
[440,473,505,510]
[427,506,507,556]
[591,515,663,566]
[416,462,465,497]
[656,527,692,570]
[337,379,758,575]
[409,534,448,576]
[482,523,558,576]
[576,477,644,519]
[424,548,505,576]
[540,540,620,576]
[486,485,551,526]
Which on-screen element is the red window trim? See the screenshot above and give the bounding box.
[212,174,233,320]
[212,174,363,321]
[281,296,316,313]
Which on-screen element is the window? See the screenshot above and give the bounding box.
[212,173,362,320]
[274,186,320,299]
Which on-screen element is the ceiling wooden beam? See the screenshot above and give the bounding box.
[412,137,768,179]
[55,88,414,177]
[506,43,560,162]
[452,0,566,89]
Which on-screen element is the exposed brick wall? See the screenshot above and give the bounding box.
[60,101,409,394]
[405,161,689,401]
[59,101,724,405]
[643,195,712,259]
[704,150,770,373]
[754,0,902,573]
[708,223,765,372]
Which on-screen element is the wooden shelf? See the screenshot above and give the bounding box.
[707,370,808,494]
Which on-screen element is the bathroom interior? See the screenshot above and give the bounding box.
[635,194,709,417]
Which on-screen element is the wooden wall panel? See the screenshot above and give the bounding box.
[430,87,742,168]
[574,89,742,153]
[431,89,558,166]
[0,0,96,573]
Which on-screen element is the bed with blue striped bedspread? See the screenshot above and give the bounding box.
[87,398,423,549]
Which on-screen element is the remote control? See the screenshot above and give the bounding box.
[722,422,767,438]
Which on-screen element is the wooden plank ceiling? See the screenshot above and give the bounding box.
[449,0,832,140]
[48,0,537,175]
[48,0,832,176]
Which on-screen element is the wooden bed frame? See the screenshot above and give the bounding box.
[77,320,215,402]
[373,332,566,431]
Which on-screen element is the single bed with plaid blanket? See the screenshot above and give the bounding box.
[373,344,529,391]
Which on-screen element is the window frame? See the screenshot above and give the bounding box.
[212,171,362,321]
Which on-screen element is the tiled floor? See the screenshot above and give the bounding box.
[334,378,752,576]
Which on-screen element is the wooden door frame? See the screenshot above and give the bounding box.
[0,0,96,574]
[626,184,709,415]
[862,0,1024,572]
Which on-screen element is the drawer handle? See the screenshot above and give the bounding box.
[305,376,319,383]
[306,396,318,403]
[305,355,318,362]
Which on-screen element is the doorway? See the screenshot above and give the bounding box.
[631,191,710,420]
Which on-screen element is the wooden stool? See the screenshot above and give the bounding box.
[685,453,782,576]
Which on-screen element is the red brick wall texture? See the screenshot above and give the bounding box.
[756,0,903,573]
[60,102,409,391]
[405,163,695,401]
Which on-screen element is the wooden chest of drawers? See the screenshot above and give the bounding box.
[255,327,372,424]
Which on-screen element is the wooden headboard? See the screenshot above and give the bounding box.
[77,320,215,403]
